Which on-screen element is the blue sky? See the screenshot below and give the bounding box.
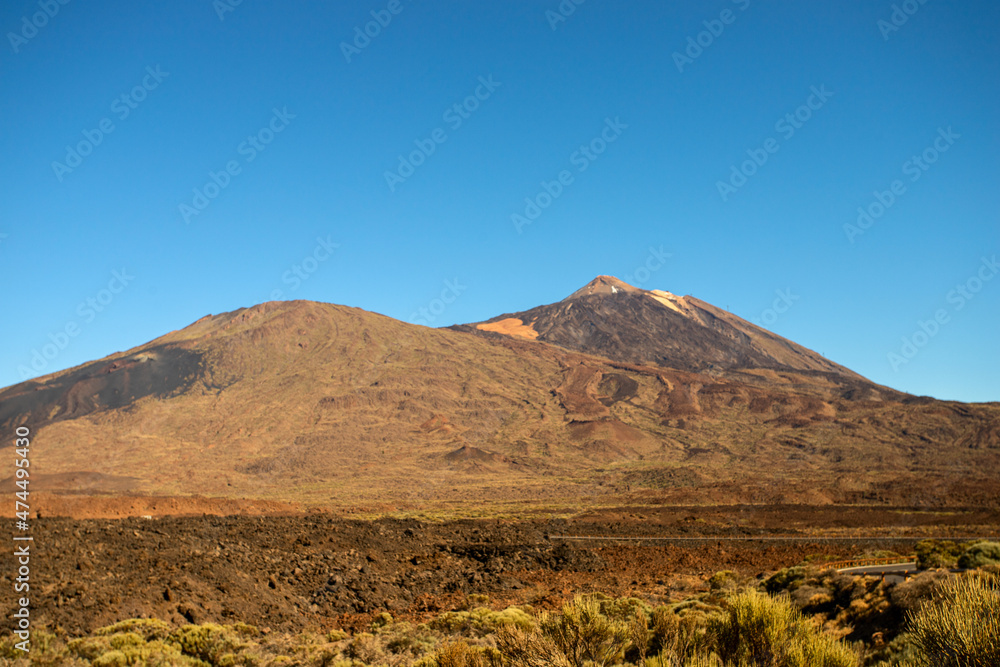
[1,0,997,402]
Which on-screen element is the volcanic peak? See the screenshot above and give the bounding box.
[562,275,643,301]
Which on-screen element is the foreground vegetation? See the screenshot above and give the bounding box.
[3,563,998,667]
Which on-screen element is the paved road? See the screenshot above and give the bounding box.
[548,535,990,543]
[837,561,918,583]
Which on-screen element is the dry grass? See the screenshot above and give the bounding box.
[6,575,995,667]
[904,572,1000,667]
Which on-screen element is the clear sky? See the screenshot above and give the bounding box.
[1,1,997,402]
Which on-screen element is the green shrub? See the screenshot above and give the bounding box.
[493,623,568,667]
[345,631,397,665]
[69,636,115,661]
[914,540,963,570]
[96,618,174,641]
[538,595,633,667]
[684,653,724,667]
[92,649,130,667]
[74,635,198,667]
[711,589,858,667]
[465,593,491,608]
[645,651,722,667]
[889,570,951,613]
[789,584,834,611]
[434,641,499,667]
[957,541,1000,569]
[0,629,76,666]
[326,629,349,643]
[708,571,737,592]
[906,572,1000,666]
[489,596,647,667]
[385,626,434,657]
[764,566,808,594]
[596,594,651,623]
[646,606,710,661]
[371,612,394,629]
[109,632,146,651]
[168,624,244,665]
[863,631,922,667]
[648,605,680,657]
[74,622,202,667]
[432,606,534,637]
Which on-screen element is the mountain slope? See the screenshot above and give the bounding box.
[463,276,864,382]
[2,293,998,516]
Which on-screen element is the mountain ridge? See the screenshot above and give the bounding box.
[461,276,867,385]
[2,281,998,517]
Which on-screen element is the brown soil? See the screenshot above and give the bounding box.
[475,318,539,339]
[31,493,301,520]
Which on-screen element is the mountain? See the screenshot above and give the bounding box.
[460,276,863,382]
[2,280,998,517]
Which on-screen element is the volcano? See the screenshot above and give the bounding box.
[461,275,860,381]
[2,278,998,517]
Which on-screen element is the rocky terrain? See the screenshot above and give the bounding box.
[5,506,996,636]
